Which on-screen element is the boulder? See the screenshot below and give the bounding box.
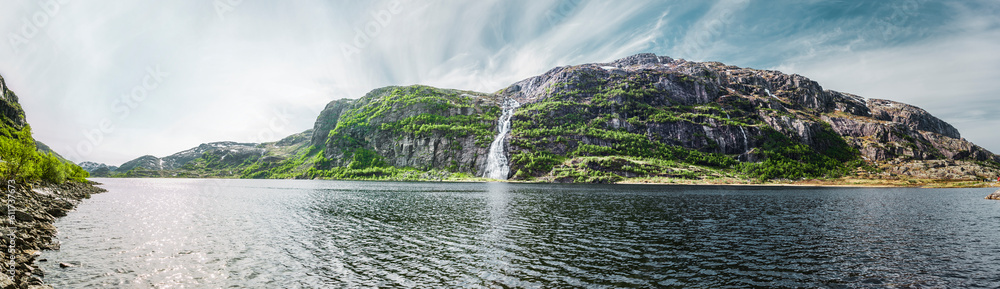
[986,189,1000,200]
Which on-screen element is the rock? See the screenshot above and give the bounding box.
[58,262,75,268]
[0,275,14,289]
[14,210,34,222]
[986,189,1000,200]
[42,240,59,250]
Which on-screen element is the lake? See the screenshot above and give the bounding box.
[39,178,1000,288]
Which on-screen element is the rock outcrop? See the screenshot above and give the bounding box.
[987,189,1000,200]
[0,74,26,129]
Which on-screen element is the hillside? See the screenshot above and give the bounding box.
[0,73,105,288]
[103,54,1000,185]
[0,74,89,183]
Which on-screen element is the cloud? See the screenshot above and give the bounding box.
[671,0,750,61]
[0,0,998,164]
[771,3,1000,153]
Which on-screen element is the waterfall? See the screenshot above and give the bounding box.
[764,88,779,101]
[726,112,749,153]
[483,98,521,180]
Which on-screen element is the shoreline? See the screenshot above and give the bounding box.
[0,181,106,289]
[97,175,1000,189]
[616,177,1000,188]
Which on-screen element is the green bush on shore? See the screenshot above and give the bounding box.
[0,124,88,183]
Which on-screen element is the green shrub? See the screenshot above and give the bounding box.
[0,124,88,183]
[0,124,38,181]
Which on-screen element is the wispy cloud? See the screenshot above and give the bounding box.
[771,0,1000,153]
[0,0,998,164]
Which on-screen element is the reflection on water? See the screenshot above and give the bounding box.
[40,179,1000,288]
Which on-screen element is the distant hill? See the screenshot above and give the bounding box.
[78,161,118,177]
[105,131,312,178]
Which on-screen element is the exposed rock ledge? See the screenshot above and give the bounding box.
[0,181,106,289]
[987,189,1000,200]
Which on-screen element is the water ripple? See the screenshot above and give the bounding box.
[37,179,1000,288]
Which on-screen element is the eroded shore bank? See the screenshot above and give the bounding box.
[0,181,106,289]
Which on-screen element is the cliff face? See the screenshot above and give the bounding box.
[318,86,500,174]
[0,74,27,129]
[310,99,355,149]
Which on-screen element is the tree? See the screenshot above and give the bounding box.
[0,125,38,182]
[39,152,67,183]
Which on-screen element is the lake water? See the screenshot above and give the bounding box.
[39,178,1000,288]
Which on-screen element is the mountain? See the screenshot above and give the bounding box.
[78,161,107,171]
[112,54,1000,184]
[78,161,118,177]
[109,131,312,178]
[35,140,68,161]
[494,53,1000,182]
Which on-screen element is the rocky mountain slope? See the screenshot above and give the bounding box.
[106,53,1000,183]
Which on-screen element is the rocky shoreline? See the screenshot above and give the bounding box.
[987,189,1000,200]
[0,181,106,289]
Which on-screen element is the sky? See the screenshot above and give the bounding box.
[1,0,998,165]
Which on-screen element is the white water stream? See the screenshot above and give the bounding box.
[483,98,521,180]
[765,88,779,101]
[726,112,749,153]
